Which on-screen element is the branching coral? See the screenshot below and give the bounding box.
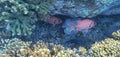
[25,41,86,57]
[24,0,54,22]
[88,38,120,57]
[0,0,53,36]
[1,12,36,36]
[5,38,31,57]
[33,1,51,21]
[0,0,36,36]
[3,38,87,57]
[112,29,120,40]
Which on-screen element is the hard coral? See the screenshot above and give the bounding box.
[3,38,87,57]
[5,38,31,57]
[0,0,53,36]
[112,29,120,40]
[1,12,36,36]
[88,38,120,57]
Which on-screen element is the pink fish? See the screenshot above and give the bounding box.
[46,16,62,26]
[63,19,95,35]
[75,19,95,32]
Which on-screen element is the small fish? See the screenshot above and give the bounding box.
[46,16,62,26]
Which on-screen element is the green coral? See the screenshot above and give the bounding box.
[35,1,51,21]
[23,0,54,21]
[1,11,36,36]
[88,38,120,57]
[0,0,53,36]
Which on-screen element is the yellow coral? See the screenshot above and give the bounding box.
[112,29,120,40]
[29,41,51,57]
[56,48,74,57]
[29,48,51,57]
[80,47,87,55]
[4,38,87,57]
[5,38,31,57]
[89,38,120,57]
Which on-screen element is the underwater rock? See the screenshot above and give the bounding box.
[65,38,92,49]
[50,0,120,18]
[105,21,120,37]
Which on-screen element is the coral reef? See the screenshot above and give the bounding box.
[32,1,52,22]
[0,0,36,36]
[51,0,120,18]
[0,30,11,54]
[2,12,36,36]
[88,38,120,57]
[2,38,87,57]
[0,0,120,57]
[0,0,53,36]
[0,20,120,57]
[112,29,120,40]
[5,38,31,57]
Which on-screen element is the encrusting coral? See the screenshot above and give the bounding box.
[88,38,120,57]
